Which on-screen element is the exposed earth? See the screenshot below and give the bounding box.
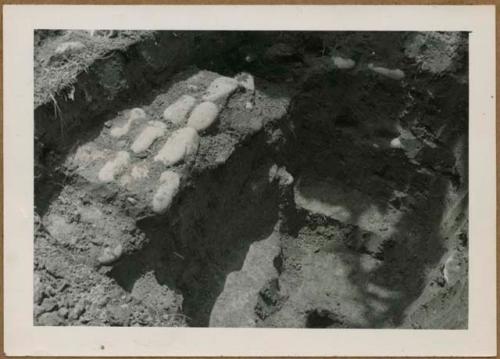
[34,31,468,328]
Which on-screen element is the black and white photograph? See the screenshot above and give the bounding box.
[3,4,496,357]
[33,29,469,329]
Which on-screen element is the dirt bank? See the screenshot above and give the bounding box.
[34,31,468,328]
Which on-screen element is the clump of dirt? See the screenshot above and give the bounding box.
[34,31,468,328]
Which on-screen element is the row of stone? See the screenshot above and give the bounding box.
[332,55,405,80]
[97,73,255,214]
[150,75,249,213]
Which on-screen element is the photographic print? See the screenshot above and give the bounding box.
[4,4,496,357]
[33,29,469,329]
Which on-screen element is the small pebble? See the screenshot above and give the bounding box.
[368,63,405,80]
[98,244,123,265]
[390,137,404,149]
[237,73,255,92]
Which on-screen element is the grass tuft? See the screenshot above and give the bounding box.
[34,30,155,107]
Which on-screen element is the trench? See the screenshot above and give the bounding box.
[35,31,468,328]
[107,67,464,327]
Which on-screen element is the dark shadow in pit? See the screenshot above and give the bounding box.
[281,63,467,327]
[109,134,280,327]
[291,145,450,327]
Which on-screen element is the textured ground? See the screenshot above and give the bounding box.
[34,31,468,328]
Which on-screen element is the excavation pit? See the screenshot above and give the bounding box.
[34,31,468,328]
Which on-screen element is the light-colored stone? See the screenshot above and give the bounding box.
[129,108,147,121]
[202,76,239,102]
[72,144,106,167]
[98,244,123,265]
[110,108,147,138]
[365,282,401,300]
[296,195,351,222]
[186,102,219,131]
[152,171,181,213]
[368,64,405,80]
[154,127,200,166]
[268,164,279,183]
[44,214,74,244]
[131,121,166,153]
[98,151,130,183]
[237,73,255,91]
[276,167,294,186]
[294,177,352,222]
[332,56,356,69]
[443,252,462,286]
[390,137,403,149]
[186,71,205,84]
[163,95,196,125]
[269,165,294,186]
[111,122,133,138]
